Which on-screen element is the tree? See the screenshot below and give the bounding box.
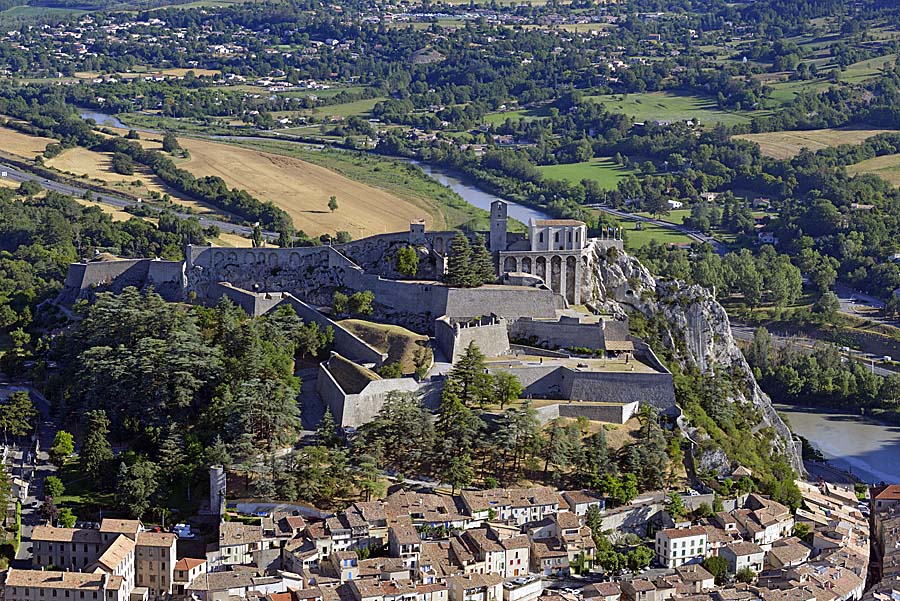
[396,246,420,277]
[470,234,495,285]
[49,431,75,467]
[378,362,404,378]
[333,291,349,315]
[328,195,338,212]
[627,546,654,571]
[81,410,114,482]
[413,347,430,380]
[111,153,135,176]
[702,556,729,585]
[813,291,841,318]
[793,522,812,540]
[57,507,76,528]
[357,454,383,501]
[162,132,183,155]
[348,291,375,316]
[490,371,523,408]
[116,460,160,519]
[694,502,712,519]
[446,233,475,287]
[448,342,492,407]
[434,381,482,492]
[0,391,37,443]
[206,435,232,466]
[736,567,756,584]
[44,475,64,499]
[664,492,686,520]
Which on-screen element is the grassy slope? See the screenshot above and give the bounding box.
[734,127,895,159]
[537,157,635,189]
[585,91,755,125]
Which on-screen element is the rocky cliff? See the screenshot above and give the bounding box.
[584,245,804,476]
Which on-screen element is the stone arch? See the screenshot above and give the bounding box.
[536,256,547,283]
[566,256,577,304]
[434,237,445,254]
[268,253,279,267]
[503,256,517,273]
[521,257,532,274]
[550,256,562,294]
[290,252,302,268]
[213,251,225,266]
[227,251,238,265]
[244,252,256,264]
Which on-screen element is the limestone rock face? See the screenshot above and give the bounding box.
[586,245,803,475]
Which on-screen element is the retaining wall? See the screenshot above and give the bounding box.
[59,258,185,304]
[561,371,676,414]
[444,286,565,320]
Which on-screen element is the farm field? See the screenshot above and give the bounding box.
[177,137,439,237]
[736,127,896,159]
[847,153,900,187]
[46,146,220,215]
[74,67,220,79]
[0,125,54,159]
[224,138,489,231]
[313,97,384,119]
[537,157,634,189]
[586,91,755,126]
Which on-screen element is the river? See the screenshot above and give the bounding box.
[776,403,900,484]
[77,109,551,223]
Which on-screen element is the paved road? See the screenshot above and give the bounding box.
[731,324,896,377]
[587,205,727,255]
[0,162,277,240]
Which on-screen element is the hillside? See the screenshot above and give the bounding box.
[586,247,804,480]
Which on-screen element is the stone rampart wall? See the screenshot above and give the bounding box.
[444,286,565,321]
[509,318,604,350]
[59,259,185,304]
[316,362,421,428]
[561,370,676,414]
[435,318,510,363]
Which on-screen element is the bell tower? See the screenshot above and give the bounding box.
[489,200,508,253]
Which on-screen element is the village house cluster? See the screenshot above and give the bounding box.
[3,475,878,601]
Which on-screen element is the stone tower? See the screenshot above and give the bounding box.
[209,465,226,517]
[489,200,508,253]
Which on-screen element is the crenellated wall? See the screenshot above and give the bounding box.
[435,316,510,363]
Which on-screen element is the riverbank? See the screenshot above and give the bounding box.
[776,403,900,484]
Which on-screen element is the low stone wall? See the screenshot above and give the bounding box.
[533,401,638,425]
[557,400,639,424]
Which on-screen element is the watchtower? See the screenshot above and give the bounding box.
[489,200,508,253]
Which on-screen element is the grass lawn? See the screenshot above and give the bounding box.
[483,106,550,125]
[841,55,896,84]
[621,220,693,250]
[848,153,900,186]
[339,320,430,375]
[537,157,634,189]
[57,462,116,518]
[635,208,691,225]
[586,91,755,126]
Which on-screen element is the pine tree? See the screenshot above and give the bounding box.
[81,410,114,483]
[470,233,496,285]
[205,435,232,466]
[445,232,474,287]
[317,409,341,449]
[158,426,186,486]
[448,342,492,407]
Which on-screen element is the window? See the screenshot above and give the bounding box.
[539,233,543,243]
[554,232,559,242]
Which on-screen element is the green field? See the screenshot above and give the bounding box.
[538,157,634,189]
[483,106,550,125]
[314,97,384,118]
[586,91,754,126]
[848,153,900,186]
[622,220,693,250]
[636,208,691,225]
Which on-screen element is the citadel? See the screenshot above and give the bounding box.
[60,200,675,428]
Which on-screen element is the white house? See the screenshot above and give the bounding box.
[654,526,708,568]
